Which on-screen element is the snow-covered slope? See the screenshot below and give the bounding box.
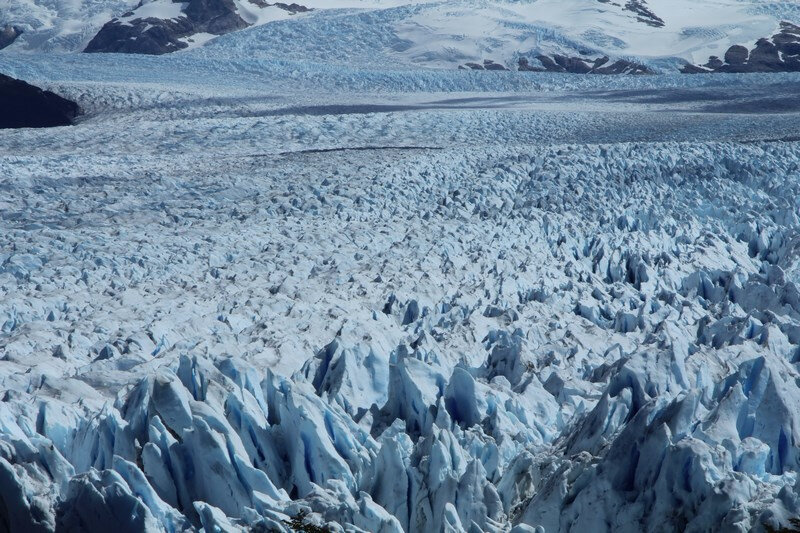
[3,0,800,72]
[683,21,800,73]
[0,0,138,52]
[83,0,309,55]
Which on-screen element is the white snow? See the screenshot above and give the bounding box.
[178,31,218,49]
[2,0,139,51]
[184,0,796,71]
[233,1,299,26]
[4,0,799,72]
[118,0,186,22]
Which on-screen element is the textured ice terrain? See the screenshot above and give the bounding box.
[2,51,800,532]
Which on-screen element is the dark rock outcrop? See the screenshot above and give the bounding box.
[461,59,508,71]
[683,21,800,73]
[518,55,652,75]
[249,0,309,13]
[273,2,309,14]
[85,17,196,55]
[725,44,749,65]
[184,0,250,34]
[597,0,664,28]
[482,60,508,71]
[622,0,665,28]
[85,0,309,55]
[0,25,22,50]
[85,0,248,54]
[0,74,81,129]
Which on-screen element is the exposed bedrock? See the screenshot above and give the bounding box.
[0,74,80,129]
[684,21,800,73]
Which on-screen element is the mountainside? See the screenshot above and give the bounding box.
[2,0,800,72]
[84,0,309,55]
[683,21,800,73]
[0,0,138,52]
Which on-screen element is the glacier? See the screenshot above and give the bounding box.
[2,43,800,533]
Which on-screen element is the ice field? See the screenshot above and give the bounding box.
[2,36,800,533]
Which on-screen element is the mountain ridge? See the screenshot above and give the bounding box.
[2,0,799,73]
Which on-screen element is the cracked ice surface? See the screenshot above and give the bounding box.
[2,57,800,532]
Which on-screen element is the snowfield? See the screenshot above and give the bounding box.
[2,49,800,532]
[3,0,799,71]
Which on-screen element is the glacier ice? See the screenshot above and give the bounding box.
[2,51,800,532]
